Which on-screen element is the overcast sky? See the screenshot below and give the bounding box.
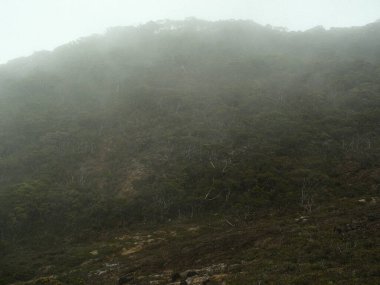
[0,0,379,64]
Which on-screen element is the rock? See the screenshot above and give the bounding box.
[358,199,366,203]
[210,274,228,282]
[149,274,165,279]
[89,250,98,256]
[105,262,119,269]
[228,264,241,271]
[295,216,308,222]
[116,234,131,241]
[95,269,107,276]
[136,276,145,281]
[186,275,210,284]
[80,259,98,267]
[201,263,227,274]
[163,270,174,276]
[121,244,143,256]
[187,226,200,232]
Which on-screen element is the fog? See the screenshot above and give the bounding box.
[1,0,380,282]
[0,0,379,64]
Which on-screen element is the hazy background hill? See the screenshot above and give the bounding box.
[0,21,379,283]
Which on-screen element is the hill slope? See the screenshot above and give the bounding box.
[0,19,379,284]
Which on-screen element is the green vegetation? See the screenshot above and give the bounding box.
[0,19,379,284]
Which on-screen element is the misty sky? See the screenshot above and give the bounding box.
[1,0,379,64]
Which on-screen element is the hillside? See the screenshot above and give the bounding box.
[0,19,379,284]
